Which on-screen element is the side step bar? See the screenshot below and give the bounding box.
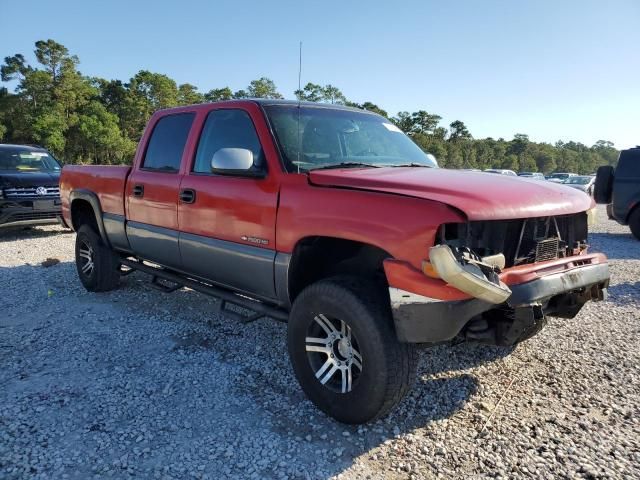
[120,258,289,323]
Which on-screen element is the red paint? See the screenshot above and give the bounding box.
[309,167,594,221]
[60,101,608,303]
[60,165,130,224]
[177,103,280,247]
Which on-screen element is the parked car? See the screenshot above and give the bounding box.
[484,168,517,176]
[595,146,640,239]
[546,172,577,183]
[563,175,595,196]
[60,100,610,424]
[518,172,545,180]
[0,144,64,229]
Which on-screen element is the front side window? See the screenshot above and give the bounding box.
[0,149,61,171]
[264,105,438,172]
[193,109,264,174]
[142,113,194,172]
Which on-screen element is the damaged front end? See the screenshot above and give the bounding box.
[388,211,609,347]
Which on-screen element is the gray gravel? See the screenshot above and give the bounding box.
[1,205,638,479]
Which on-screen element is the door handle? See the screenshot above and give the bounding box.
[179,189,196,204]
[132,185,144,197]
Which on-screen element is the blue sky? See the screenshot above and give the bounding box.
[2,0,638,148]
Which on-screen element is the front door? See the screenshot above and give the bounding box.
[177,106,279,299]
[126,112,195,269]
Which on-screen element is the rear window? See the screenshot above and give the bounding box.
[616,149,640,178]
[142,113,194,172]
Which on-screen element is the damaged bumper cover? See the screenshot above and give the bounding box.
[389,253,610,344]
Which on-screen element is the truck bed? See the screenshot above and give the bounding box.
[60,165,131,226]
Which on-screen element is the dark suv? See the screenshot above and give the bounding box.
[0,144,64,229]
[595,146,640,239]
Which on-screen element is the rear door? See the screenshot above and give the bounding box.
[177,105,280,300]
[126,112,195,269]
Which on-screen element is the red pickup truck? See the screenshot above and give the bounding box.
[61,100,610,424]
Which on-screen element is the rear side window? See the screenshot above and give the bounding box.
[142,113,194,172]
[616,149,640,178]
[193,109,264,174]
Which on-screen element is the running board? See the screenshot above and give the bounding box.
[120,258,289,323]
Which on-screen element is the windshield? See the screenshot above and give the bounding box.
[564,176,591,185]
[0,148,61,171]
[264,105,438,172]
[549,173,569,179]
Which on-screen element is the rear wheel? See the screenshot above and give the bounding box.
[629,208,640,241]
[75,224,121,291]
[287,276,418,424]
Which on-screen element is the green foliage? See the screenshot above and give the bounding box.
[295,82,346,104]
[247,77,283,99]
[0,39,620,172]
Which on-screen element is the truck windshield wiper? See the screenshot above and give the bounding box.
[390,163,432,168]
[310,162,379,171]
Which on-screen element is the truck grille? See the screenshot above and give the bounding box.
[8,212,59,222]
[535,237,560,262]
[3,186,60,199]
[439,213,588,267]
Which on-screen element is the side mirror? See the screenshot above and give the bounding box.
[211,148,261,176]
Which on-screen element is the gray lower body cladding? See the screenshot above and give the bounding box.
[390,262,610,345]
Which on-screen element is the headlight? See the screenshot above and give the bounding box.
[427,245,512,304]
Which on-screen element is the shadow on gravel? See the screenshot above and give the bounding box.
[588,232,640,259]
[0,225,72,243]
[606,281,640,304]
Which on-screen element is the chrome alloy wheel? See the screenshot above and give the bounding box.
[305,314,362,394]
[78,240,95,277]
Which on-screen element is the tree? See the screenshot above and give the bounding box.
[295,82,324,102]
[177,83,204,105]
[322,84,346,104]
[411,110,442,135]
[246,77,283,99]
[205,87,233,102]
[0,39,622,169]
[392,111,416,134]
[449,120,472,141]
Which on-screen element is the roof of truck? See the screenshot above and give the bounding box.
[156,99,381,116]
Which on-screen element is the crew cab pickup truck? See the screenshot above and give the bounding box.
[61,100,610,424]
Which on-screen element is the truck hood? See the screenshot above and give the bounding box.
[309,167,592,221]
[0,170,60,188]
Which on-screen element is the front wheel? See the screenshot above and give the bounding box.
[287,277,418,424]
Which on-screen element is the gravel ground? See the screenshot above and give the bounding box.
[1,205,638,479]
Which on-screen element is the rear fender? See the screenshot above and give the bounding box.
[69,189,110,246]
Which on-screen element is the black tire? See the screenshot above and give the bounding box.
[287,276,418,424]
[606,203,614,220]
[629,208,640,241]
[594,165,614,204]
[75,224,121,292]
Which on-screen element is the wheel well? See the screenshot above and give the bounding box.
[288,237,391,301]
[70,199,99,233]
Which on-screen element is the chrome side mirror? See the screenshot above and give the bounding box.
[211,148,254,174]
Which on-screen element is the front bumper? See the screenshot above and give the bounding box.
[0,198,63,229]
[388,254,610,345]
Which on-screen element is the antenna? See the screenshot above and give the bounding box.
[297,41,302,174]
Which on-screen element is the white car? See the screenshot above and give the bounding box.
[484,169,517,176]
[563,175,595,196]
[546,172,577,183]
